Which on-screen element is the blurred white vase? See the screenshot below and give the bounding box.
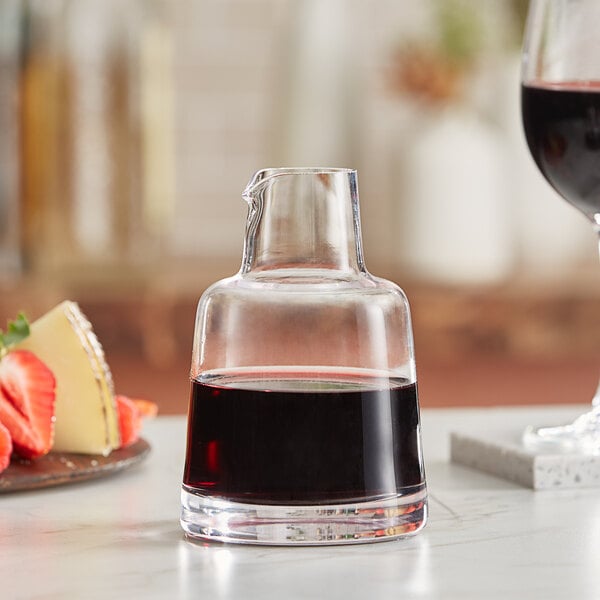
[400,106,514,285]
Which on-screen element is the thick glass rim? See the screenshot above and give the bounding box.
[243,167,357,201]
[254,167,356,176]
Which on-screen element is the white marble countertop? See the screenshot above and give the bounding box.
[2,405,600,599]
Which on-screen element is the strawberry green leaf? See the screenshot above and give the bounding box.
[0,313,30,355]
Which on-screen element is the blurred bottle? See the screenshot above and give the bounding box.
[18,0,175,283]
[0,0,22,280]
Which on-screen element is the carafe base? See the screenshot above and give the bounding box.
[180,485,427,545]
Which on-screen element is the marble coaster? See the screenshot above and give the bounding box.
[450,427,600,490]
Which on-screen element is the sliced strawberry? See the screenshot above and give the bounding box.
[0,350,56,459]
[116,395,142,448]
[0,420,12,473]
[130,397,158,419]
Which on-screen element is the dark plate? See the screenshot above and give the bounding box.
[0,438,151,493]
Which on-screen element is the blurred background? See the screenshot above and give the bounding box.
[0,0,598,413]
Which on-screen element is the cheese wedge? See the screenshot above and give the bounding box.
[15,301,120,456]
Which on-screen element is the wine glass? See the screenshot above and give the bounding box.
[521,0,600,453]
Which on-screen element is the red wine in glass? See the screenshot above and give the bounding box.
[522,81,600,222]
[183,375,425,504]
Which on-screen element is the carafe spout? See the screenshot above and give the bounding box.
[242,168,272,205]
[240,167,365,275]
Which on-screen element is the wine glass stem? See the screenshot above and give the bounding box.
[595,224,600,409]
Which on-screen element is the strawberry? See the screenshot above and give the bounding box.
[116,395,142,448]
[0,350,56,459]
[130,397,158,419]
[115,395,157,448]
[0,421,12,473]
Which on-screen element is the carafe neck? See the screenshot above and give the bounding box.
[240,168,366,276]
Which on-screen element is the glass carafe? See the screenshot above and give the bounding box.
[181,168,427,545]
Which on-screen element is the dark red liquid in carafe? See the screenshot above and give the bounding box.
[183,375,424,504]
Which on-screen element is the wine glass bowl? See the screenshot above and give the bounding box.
[522,82,600,226]
[521,0,600,453]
